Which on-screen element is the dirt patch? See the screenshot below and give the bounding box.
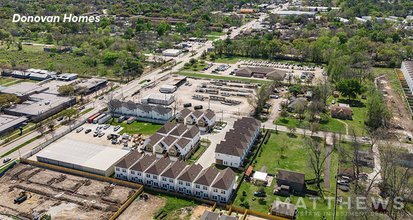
[245,215,270,220]
[0,163,137,219]
[117,194,166,220]
[190,205,211,219]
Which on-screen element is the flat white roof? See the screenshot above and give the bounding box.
[37,139,129,172]
[143,93,174,100]
[253,171,268,181]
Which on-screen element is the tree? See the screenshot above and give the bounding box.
[310,122,320,136]
[365,89,391,130]
[47,120,55,131]
[209,52,216,60]
[76,86,88,103]
[60,109,78,122]
[305,138,332,195]
[37,122,45,136]
[286,124,296,135]
[57,85,75,96]
[102,51,120,65]
[289,84,302,97]
[294,101,307,121]
[336,79,363,102]
[155,20,171,36]
[248,84,270,116]
[106,93,121,122]
[280,109,288,121]
[17,41,22,51]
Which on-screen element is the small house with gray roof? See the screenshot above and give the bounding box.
[114,151,142,181]
[129,155,157,184]
[276,169,305,193]
[144,157,172,188]
[160,160,187,191]
[193,167,220,199]
[176,164,203,195]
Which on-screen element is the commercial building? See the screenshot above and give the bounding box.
[275,11,316,18]
[109,99,173,121]
[57,73,78,81]
[0,115,28,137]
[0,82,48,102]
[162,49,182,57]
[142,122,201,160]
[142,93,175,106]
[70,78,108,94]
[235,67,287,79]
[176,109,216,132]
[215,117,261,168]
[4,93,76,122]
[160,76,187,93]
[37,139,130,177]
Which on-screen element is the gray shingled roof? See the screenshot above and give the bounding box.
[199,211,219,220]
[203,110,215,120]
[145,157,171,175]
[211,167,236,190]
[194,166,219,186]
[192,110,204,119]
[114,150,142,169]
[169,123,188,137]
[148,133,165,146]
[160,160,187,179]
[123,101,138,110]
[175,138,191,149]
[137,103,152,112]
[215,142,244,157]
[276,169,305,184]
[130,154,157,172]
[179,108,193,119]
[152,105,172,115]
[162,135,178,147]
[177,163,203,182]
[182,126,199,139]
[157,122,177,135]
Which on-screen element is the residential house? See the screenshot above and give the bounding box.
[193,167,220,199]
[355,150,374,167]
[182,126,201,147]
[136,103,153,118]
[129,155,157,184]
[143,133,164,155]
[177,109,193,125]
[160,160,187,191]
[219,215,237,220]
[114,151,142,181]
[144,157,172,188]
[108,99,173,121]
[192,110,204,124]
[331,106,353,120]
[157,122,178,136]
[156,135,178,158]
[169,138,192,159]
[199,211,219,220]
[276,169,305,193]
[176,109,216,132]
[152,105,172,120]
[210,167,237,203]
[287,98,307,112]
[269,201,298,220]
[338,167,355,179]
[176,164,203,195]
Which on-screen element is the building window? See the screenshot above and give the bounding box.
[179,181,183,185]
[122,169,126,173]
[148,146,152,150]
[146,174,150,178]
[162,177,166,181]
[153,175,157,179]
[170,150,175,154]
[169,179,173,183]
[196,184,200,189]
[186,182,190,186]
[116,168,120,171]
[221,190,226,194]
[213,189,217,192]
[131,171,135,175]
[138,172,141,176]
[203,186,207,190]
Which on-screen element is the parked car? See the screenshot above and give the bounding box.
[194,105,203,110]
[337,180,349,186]
[332,100,335,104]
[85,129,92,134]
[184,103,192,108]
[361,137,371,141]
[76,127,84,133]
[98,132,105,138]
[3,157,11,163]
[254,191,267,197]
[57,116,64,121]
[99,96,104,100]
[93,132,99,137]
[278,107,282,111]
[103,124,110,130]
[114,125,121,131]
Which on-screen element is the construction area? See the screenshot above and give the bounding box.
[0,163,137,220]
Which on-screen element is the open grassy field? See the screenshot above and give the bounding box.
[275,113,346,135]
[0,77,18,86]
[212,55,322,67]
[109,119,162,135]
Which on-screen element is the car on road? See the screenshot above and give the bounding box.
[57,116,64,121]
[278,107,282,111]
[85,129,92,134]
[3,157,11,163]
[337,180,349,186]
[99,96,104,100]
[332,100,335,104]
[361,137,371,141]
[76,127,84,133]
[78,106,85,111]
[194,105,203,110]
[254,191,267,197]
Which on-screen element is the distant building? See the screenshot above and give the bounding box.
[176,109,216,132]
[0,82,48,102]
[141,93,175,106]
[71,78,107,94]
[275,11,315,18]
[401,61,413,96]
[57,73,78,81]
[162,49,182,57]
[235,67,287,79]
[287,98,307,112]
[108,99,173,121]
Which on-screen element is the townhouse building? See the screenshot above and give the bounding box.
[193,166,220,199]
[210,167,237,203]
[176,164,203,195]
[144,157,172,188]
[114,151,142,181]
[160,160,187,191]
[176,109,216,132]
[108,99,173,121]
[129,154,157,184]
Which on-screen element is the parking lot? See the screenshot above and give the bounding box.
[196,59,326,85]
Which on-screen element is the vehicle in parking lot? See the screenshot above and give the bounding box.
[114,125,121,131]
[194,105,203,110]
[184,103,192,107]
[93,131,99,137]
[103,124,110,130]
[76,127,84,133]
[99,96,104,100]
[3,157,11,163]
[98,132,105,138]
[85,129,92,134]
[57,116,64,121]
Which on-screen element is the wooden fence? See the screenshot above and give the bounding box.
[109,186,143,220]
[226,205,289,220]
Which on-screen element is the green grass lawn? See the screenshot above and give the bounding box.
[232,131,349,219]
[0,77,18,86]
[139,79,147,84]
[275,113,346,135]
[4,79,39,87]
[208,31,226,36]
[177,72,271,85]
[79,108,94,116]
[181,63,207,72]
[146,190,203,220]
[109,119,162,135]
[206,36,219,41]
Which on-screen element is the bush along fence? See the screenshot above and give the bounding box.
[0,161,17,178]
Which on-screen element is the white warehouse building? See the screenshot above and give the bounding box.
[141,93,175,106]
[162,49,182,57]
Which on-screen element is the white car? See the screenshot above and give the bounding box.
[332,100,335,104]
[278,107,282,111]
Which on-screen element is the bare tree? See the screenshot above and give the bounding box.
[37,123,46,136]
[105,92,122,122]
[248,84,270,116]
[305,137,332,195]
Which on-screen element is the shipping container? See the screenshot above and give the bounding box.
[118,116,126,123]
[93,114,106,124]
[87,113,101,123]
[127,117,135,124]
[98,115,112,124]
